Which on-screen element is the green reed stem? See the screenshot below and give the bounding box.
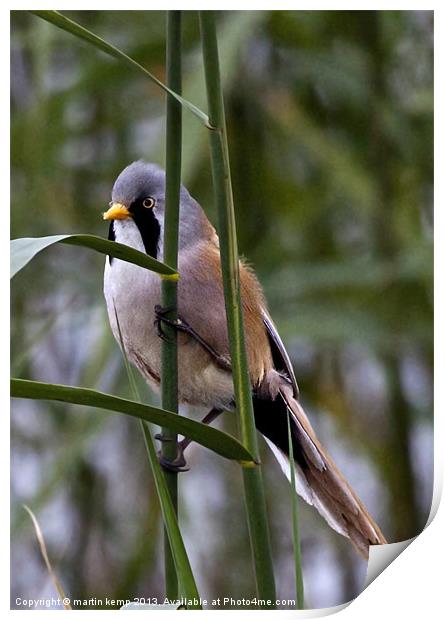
[199,11,276,608]
[161,10,182,601]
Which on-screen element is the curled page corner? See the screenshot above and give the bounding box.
[364,538,415,589]
[364,475,442,591]
[305,602,350,617]
[425,474,442,528]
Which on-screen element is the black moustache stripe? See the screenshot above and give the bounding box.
[132,209,160,259]
[108,221,115,264]
[107,209,160,264]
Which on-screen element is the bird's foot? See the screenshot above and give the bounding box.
[157,447,189,473]
[155,434,190,472]
[154,304,183,343]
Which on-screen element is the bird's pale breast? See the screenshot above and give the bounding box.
[104,257,235,409]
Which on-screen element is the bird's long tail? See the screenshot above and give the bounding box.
[253,384,386,559]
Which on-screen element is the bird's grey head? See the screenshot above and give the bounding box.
[103,161,210,260]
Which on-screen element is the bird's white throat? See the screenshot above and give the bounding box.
[112,219,147,254]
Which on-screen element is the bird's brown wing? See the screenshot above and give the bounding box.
[178,243,273,386]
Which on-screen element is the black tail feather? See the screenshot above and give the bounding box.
[253,393,308,470]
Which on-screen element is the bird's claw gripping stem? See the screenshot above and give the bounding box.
[154,305,178,343]
[155,432,190,472]
[157,442,190,473]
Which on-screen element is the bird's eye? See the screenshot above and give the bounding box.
[143,197,155,209]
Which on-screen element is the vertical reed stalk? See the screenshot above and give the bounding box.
[199,11,276,607]
[161,10,182,601]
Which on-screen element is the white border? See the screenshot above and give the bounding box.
[4,4,440,618]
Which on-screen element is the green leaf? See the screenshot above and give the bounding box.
[112,302,200,605]
[10,235,178,280]
[29,11,210,127]
[10,379,255,464]
[138,421,201,607]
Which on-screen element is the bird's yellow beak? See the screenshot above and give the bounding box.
[103,203,131,221]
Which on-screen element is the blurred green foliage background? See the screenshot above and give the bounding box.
[11,10,433,610]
